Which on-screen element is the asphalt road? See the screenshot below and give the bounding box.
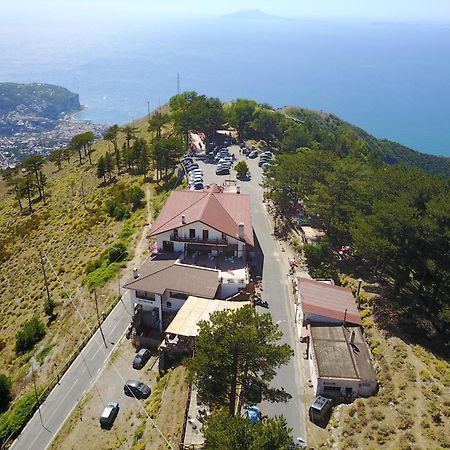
[200,146,306,440]
[10,293,132,450]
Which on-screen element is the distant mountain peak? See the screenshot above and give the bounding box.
[223,9,276,20]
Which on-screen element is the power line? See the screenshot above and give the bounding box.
[43,251,175,449]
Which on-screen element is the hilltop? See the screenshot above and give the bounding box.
[282,106,450,178]
[0,82,81,136]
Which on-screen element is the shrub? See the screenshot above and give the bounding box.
[0,388,42,446]
[127,185,145,209]
[0,374,12,411]
[15,317,46,355]
[43,297,55,318]
[108,242,128,264]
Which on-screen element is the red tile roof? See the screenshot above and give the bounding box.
[149,184,254,246]
[297,277,362,326]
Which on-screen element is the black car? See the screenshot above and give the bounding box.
[124,380,151,399]
[100,401,119,428]
[132,348,151,369]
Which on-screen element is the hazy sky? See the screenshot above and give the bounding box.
[3,0,450,22]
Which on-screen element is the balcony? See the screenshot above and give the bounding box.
[170,233,228,246]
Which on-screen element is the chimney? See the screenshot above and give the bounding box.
[350,330,356,346]
[133,268,139,279]
[238,223,244,239]
[181,214,186,225]
[236,185,241,194]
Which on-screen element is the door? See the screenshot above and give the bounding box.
[162,241,174,252]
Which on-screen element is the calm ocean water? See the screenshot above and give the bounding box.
[1,15,449,156]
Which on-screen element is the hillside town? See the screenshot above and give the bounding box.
[0,115,106,169]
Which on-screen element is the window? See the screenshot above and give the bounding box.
[203,230,209,240]
[170,291,188,300]
[166,301,172,309]
[189,229,196,238]
[173,229,178,238]
[222,232,226,240]
[136,291,155,302]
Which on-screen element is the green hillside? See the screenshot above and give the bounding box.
[283,106,450,178]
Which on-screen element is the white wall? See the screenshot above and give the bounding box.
[154,221,244,253]
[162,291,187,311]
[220,280,247,299]
[129,289,161,312]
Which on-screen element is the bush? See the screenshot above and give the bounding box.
[15,317,46,355]
[0,388,42,446]
[43,297,55,318]
[0,375,12,411]
[108,242,128,264]
[127,185,145,209]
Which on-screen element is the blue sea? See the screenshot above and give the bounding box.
[1,13,449,156]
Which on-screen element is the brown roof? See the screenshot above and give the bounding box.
[123,260,220,299]
[149,184,254,246]
[297,277,362,326]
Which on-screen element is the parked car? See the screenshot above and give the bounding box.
[132,348,151,369]
[258,157,270,167]
[192,182,204,190]
[309,396,332,422]
[124,380,151,399]
[261,151,273,158]
[186,164,199,173]
[216,167,230,175]
[248,150,258,159]
[100,401,119,428]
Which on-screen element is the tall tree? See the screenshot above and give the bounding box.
[3,167,23,211]
[203,410,292,450]
[148,111,169,140]
[48,148,64,170]
[22,155,45,200]
[96,156,106,183]
[227,98,257,140]
[121,125,137,149]
[103,125,121,172]
[187,305,292,416]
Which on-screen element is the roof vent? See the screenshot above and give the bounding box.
[236,185,241,194]
[133,268,139,279]
[181,214,186,224]
[350,330,356,345]
[238,223,244,239]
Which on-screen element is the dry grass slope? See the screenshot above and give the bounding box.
[0,117,153,398]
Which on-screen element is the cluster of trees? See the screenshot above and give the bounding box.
[187,305,293,446]
[264,149,450,331]
[4,155,47,212]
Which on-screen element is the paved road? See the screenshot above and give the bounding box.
[200,147,306,440]
[11,294,132,450]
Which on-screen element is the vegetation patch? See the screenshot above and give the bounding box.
[15,316,46,355]
[36,343,56,364]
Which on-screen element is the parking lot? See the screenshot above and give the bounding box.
[50,337,159,449]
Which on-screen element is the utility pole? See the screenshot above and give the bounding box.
[94,289,107,348]
[31,364,44,428]
[38,250,51,305]
[147,101,150,122]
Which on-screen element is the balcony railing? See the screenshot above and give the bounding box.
[170,234,228,246]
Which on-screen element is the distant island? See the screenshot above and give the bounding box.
[0,82,105,168]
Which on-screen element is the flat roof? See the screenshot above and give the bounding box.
[298,277,362,326]
[165,296,249,337]
[310,325,376,381]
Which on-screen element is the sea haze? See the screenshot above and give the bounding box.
[0,13,449,156]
